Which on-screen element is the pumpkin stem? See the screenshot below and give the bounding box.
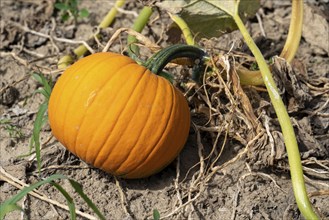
[144,44,208,77]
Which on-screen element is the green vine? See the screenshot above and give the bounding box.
[168,13,195,46]
[165,1,318,219]
[237,0,304,85]
[232,3,318,220]
[127,6,153,60]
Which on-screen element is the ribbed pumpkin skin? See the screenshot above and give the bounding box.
[48,52,190,179]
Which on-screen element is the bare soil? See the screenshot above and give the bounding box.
[1,0,328,220]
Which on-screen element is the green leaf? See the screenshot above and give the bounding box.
[204,0,237,16]
[54,2,69,11]
[158,0,260,39]
[153,209,160,220]
[61,13,70,21]
[79,9,89,18]
[70,0,78,8]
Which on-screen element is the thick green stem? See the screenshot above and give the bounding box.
[233,13,318,220]
[144,44,207,75]
[238,0,304,86]
[280,0,304,62]
[127,6,153,59]
[99,0,126,28]
[168,13,195,46]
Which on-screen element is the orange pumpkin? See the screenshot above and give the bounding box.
[48,52,191,178]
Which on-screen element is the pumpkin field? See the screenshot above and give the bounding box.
[1,0,328,219]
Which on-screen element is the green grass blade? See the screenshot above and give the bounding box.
[50,182,76,220]
[32,102,48,173]
[0,174,105,219]
[32,72,45,85]
[0,118,11,124]
[32,88,50,100]
[32,73,52,99]
[0,203,22,220]
[153,209,160,220]
[18,137,35,158]
[0,174,66,219]
[68,180,106,220]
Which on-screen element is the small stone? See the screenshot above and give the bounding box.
[0,84,19,106]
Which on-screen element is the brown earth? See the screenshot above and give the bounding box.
[1,0,328,220]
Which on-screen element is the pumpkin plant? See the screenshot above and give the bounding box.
[159,0,318,219]
[48,44,206,179]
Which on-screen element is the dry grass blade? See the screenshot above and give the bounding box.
[11,22,95,54]
[308,190,329,197]
[102,28,160,53]
[114,177,133,218]
[0,51,63,75]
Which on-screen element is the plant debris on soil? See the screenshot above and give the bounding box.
[1,0,328,219]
